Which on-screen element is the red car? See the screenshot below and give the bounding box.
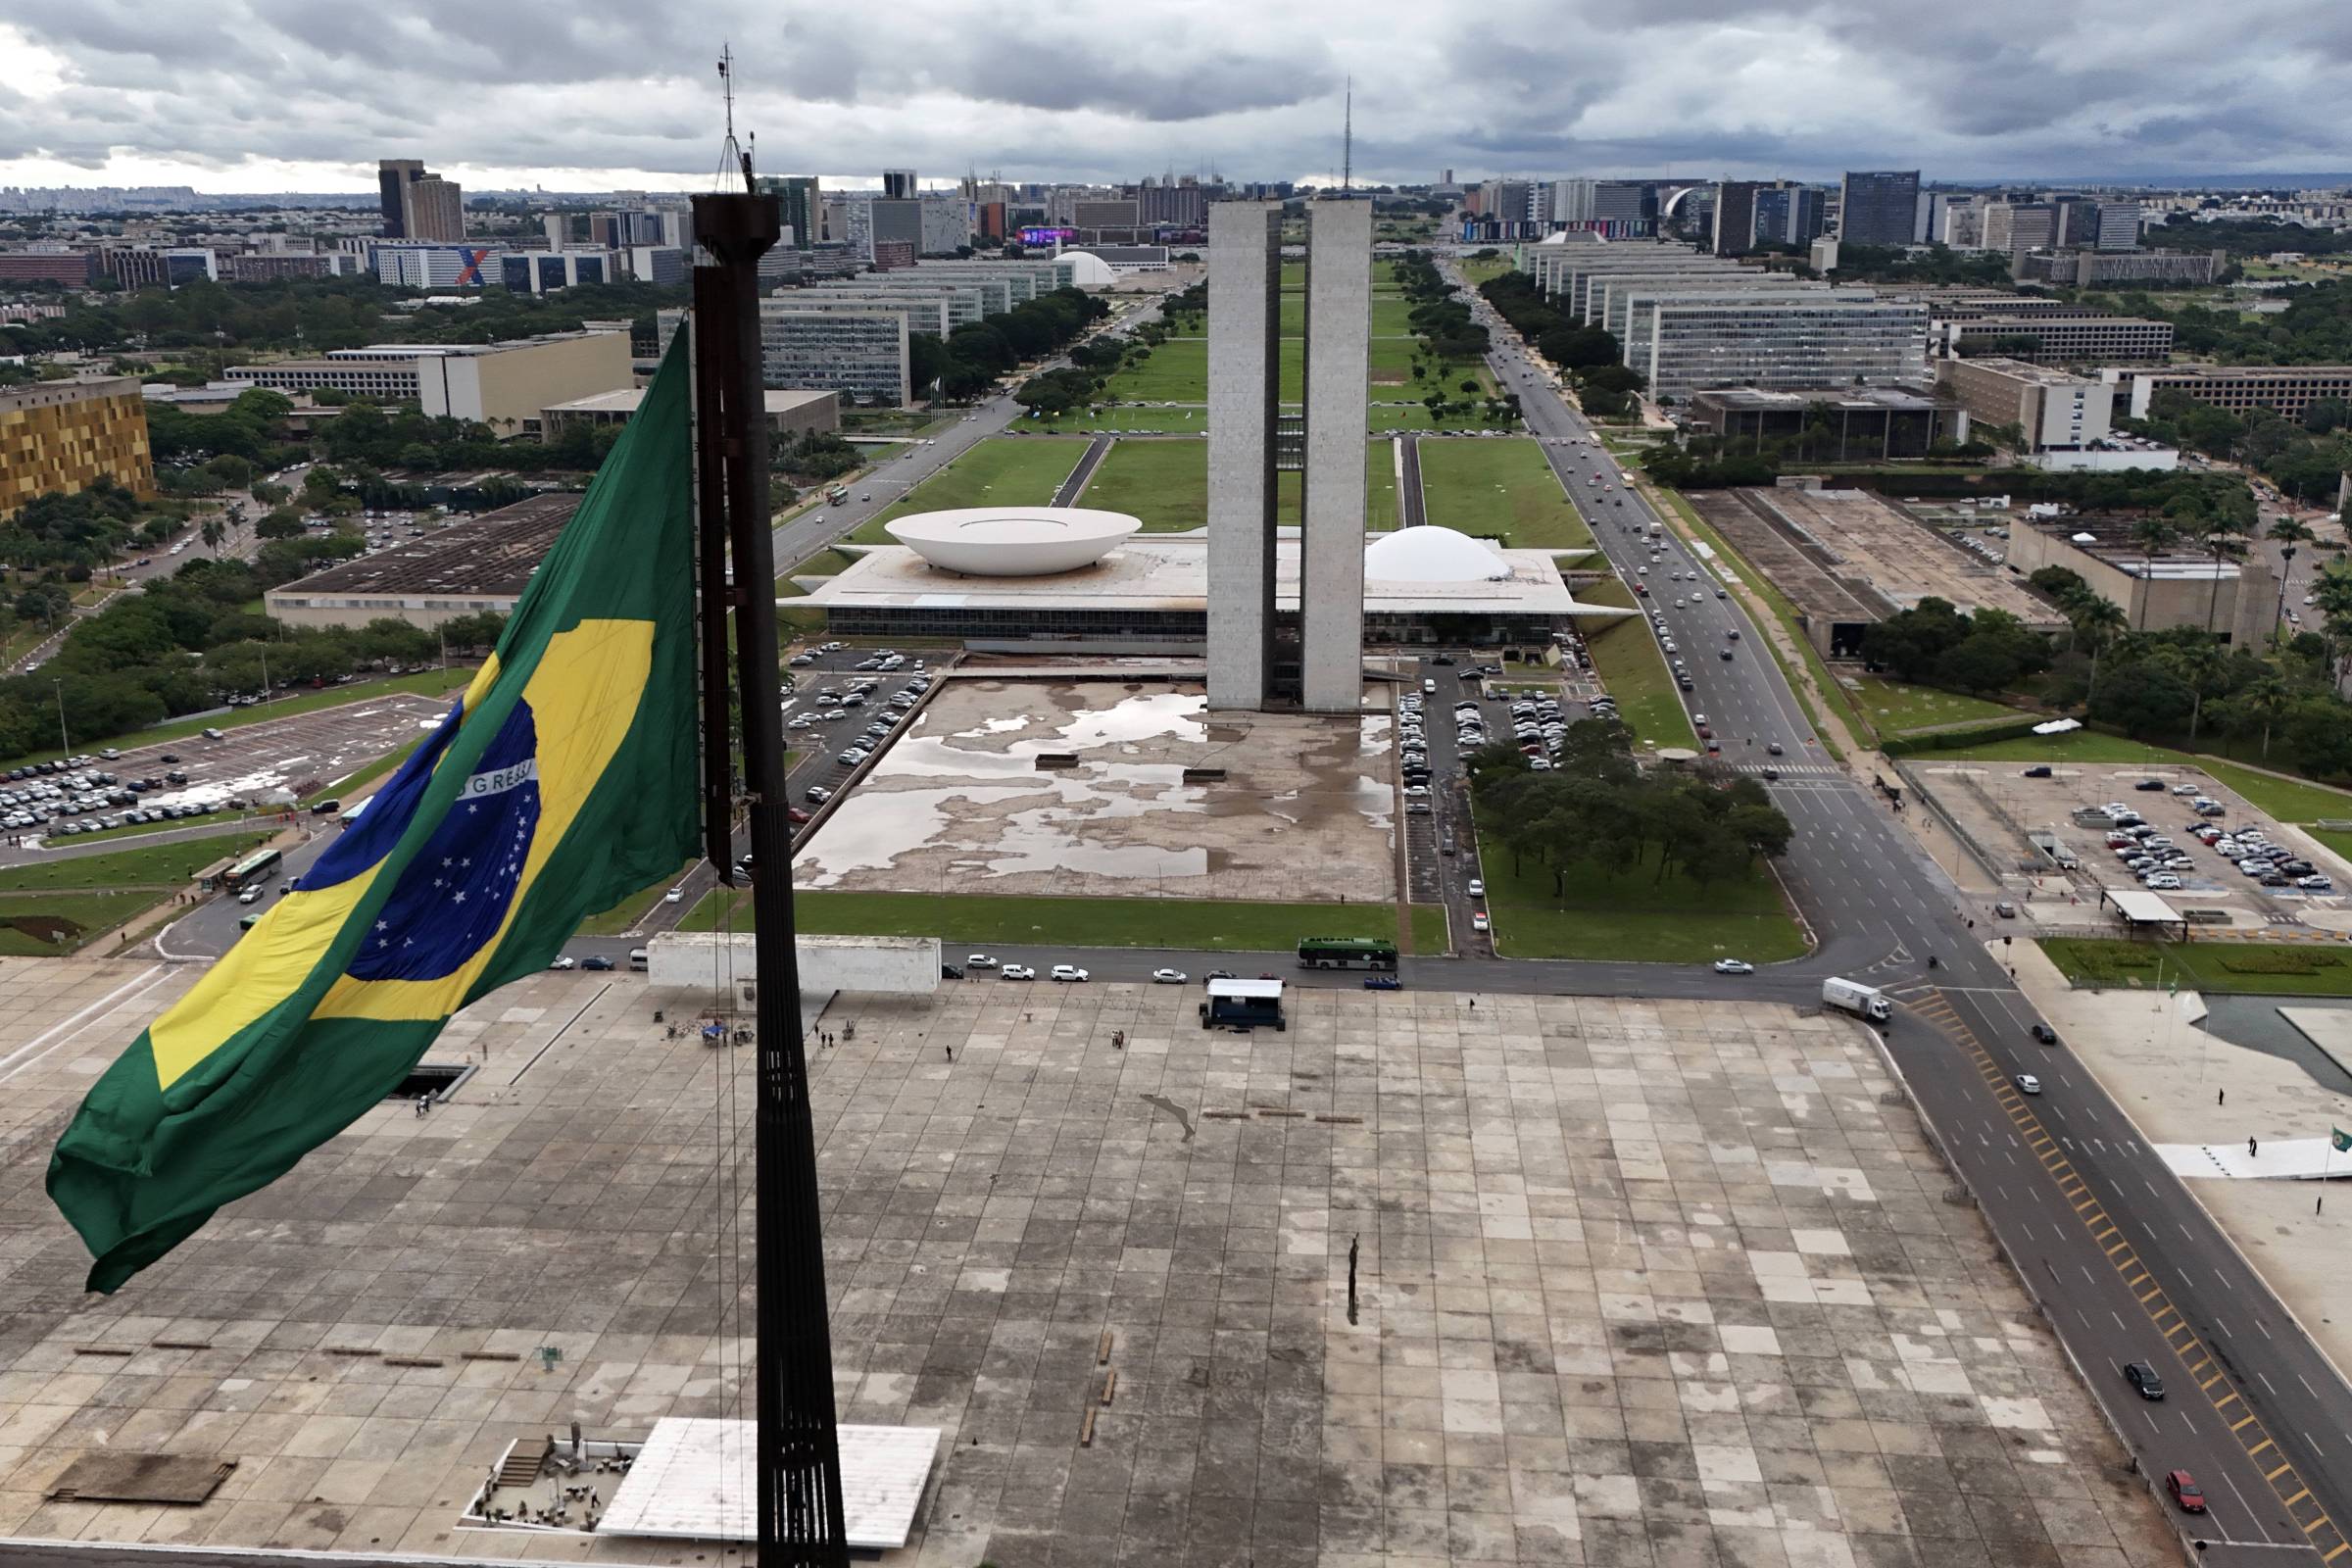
[1635,583,1649,597]
[2166,1470,2205,1514]
[787,807,811,823]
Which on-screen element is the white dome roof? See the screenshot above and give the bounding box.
[887,508,1141,575]
[1363,525,1512,583]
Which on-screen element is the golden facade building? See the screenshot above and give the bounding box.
[0,376,154,518]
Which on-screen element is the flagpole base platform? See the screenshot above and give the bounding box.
[598,1418,939,1549]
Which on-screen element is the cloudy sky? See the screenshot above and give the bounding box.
[2,0,2348,194]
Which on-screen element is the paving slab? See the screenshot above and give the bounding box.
[0,957,2180,1564]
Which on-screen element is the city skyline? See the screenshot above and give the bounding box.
[5,1,2352,194]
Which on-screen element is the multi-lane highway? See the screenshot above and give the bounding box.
[1453,259,2352,1559]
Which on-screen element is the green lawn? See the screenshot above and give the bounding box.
[0,891,166,956]
[1844,674,2020,736]
[1414,438,1592,549]
[2040,938,2352,997]
[1577,579,1698,751]
[1460,257,1515,285]
[1366,403,1517,433]
[682,888,1450,953]
[0,833,274,894]
[1476,834,1808,963]
[861,439,1087,538]
[1102,336,1313,403]
[8,666,473,772]
[1024,407,1208,433]
[1080,440,1208,530]
[1367,441,1400,531]
[1928,731,2226,767]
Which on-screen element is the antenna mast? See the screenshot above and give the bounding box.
[1343,76,1352,195]
[717,45,756,192]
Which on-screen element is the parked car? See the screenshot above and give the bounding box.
[581,956,614,971]
[966,954,998,968]
[1712,957,1754,974]
[940,963,964,979]
[1152,968,1187,984]
[1001,963,1037,980]
[1364,974,1401,990]
[1049,963,1089,982]
[549,956,577,970]
[2022,764,2052,778]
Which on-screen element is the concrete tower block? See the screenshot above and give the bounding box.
[1204,201,1283,710]
[1300,199,1372,712]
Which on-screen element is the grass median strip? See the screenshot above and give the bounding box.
[1415,437,1592,548]
[1576,578,1698,752]
[1476,832,1808,964]
[681,889,1448,954]
[2040,937,2352,997]
[861,438,1088,537]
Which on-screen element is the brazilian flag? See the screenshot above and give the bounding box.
[49,339,702,1294]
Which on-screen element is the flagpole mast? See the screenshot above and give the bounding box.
[691,164,850,1565]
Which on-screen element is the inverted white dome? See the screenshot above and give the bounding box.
[1364,525,1513,583]
[887,508,1141,576]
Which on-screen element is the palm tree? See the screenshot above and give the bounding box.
[2236,671,2294,759]
[2072,597,2130,705]
[2180,641,2228,744]
[199,517,226,556]
[2127,516,2177,630]
[2266,514,2316,639]
[2199,518,2249,635]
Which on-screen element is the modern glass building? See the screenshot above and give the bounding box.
[1636,297,1929,402]
[1838,171,1922,248]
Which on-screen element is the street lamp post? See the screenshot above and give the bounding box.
[51,679,68,756]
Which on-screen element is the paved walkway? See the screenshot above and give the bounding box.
[2006,938,2352,1386]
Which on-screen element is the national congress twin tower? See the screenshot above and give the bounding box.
[1205,199,1373,713]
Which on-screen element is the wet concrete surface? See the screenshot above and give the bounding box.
[790,678,1399,904]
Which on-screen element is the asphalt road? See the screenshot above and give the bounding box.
[1450,261,2352,1557]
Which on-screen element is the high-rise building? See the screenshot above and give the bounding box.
[1633,296,1930,402]
[1206,199,1372,712]
[1710,181,1761,256]
[761,176,821,251]
[1837,170,1922,247]
[2094,199,2142,252]
[881,170,917,200]
[377,159,465,241]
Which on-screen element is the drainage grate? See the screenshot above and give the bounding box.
[387,1062,474,1103]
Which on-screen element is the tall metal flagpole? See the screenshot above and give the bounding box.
[691,175,851,1565]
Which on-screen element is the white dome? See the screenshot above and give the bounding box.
[1364,525,1512,583]
[887,508,1141,575]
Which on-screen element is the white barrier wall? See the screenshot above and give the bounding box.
[646,933,941,1002]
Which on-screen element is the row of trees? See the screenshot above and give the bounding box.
[907,286,1110,403]
[1467,271,1645,416]
[1466,719,1793,893]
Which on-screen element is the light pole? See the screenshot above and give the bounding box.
[51,679,68,756]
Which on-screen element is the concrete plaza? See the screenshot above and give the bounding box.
[0,957,2176,1566]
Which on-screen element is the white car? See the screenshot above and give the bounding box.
[1001,963,1037,980]
[1471,911,1491,933]
[1467,878,1485,897]
[965,954,998,968]
[548,956,577,970]
[1050,963,1089,982]
[237,888,263,906]
[1712,957,1754,975]
[1152,968,1188,984]
[665,886,686,903]
[2015,1073,2042,1095]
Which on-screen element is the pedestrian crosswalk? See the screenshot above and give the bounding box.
[1725,762,1841,778]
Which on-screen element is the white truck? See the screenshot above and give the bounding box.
[1822,976,1893,1023]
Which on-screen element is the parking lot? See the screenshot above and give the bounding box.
[1907,759,2349,926]
[9,690,453,843]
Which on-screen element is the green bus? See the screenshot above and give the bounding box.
[222,848,283,891]
[1297,936,1397,970]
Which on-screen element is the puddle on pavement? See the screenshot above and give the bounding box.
[791,682,1396,890]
